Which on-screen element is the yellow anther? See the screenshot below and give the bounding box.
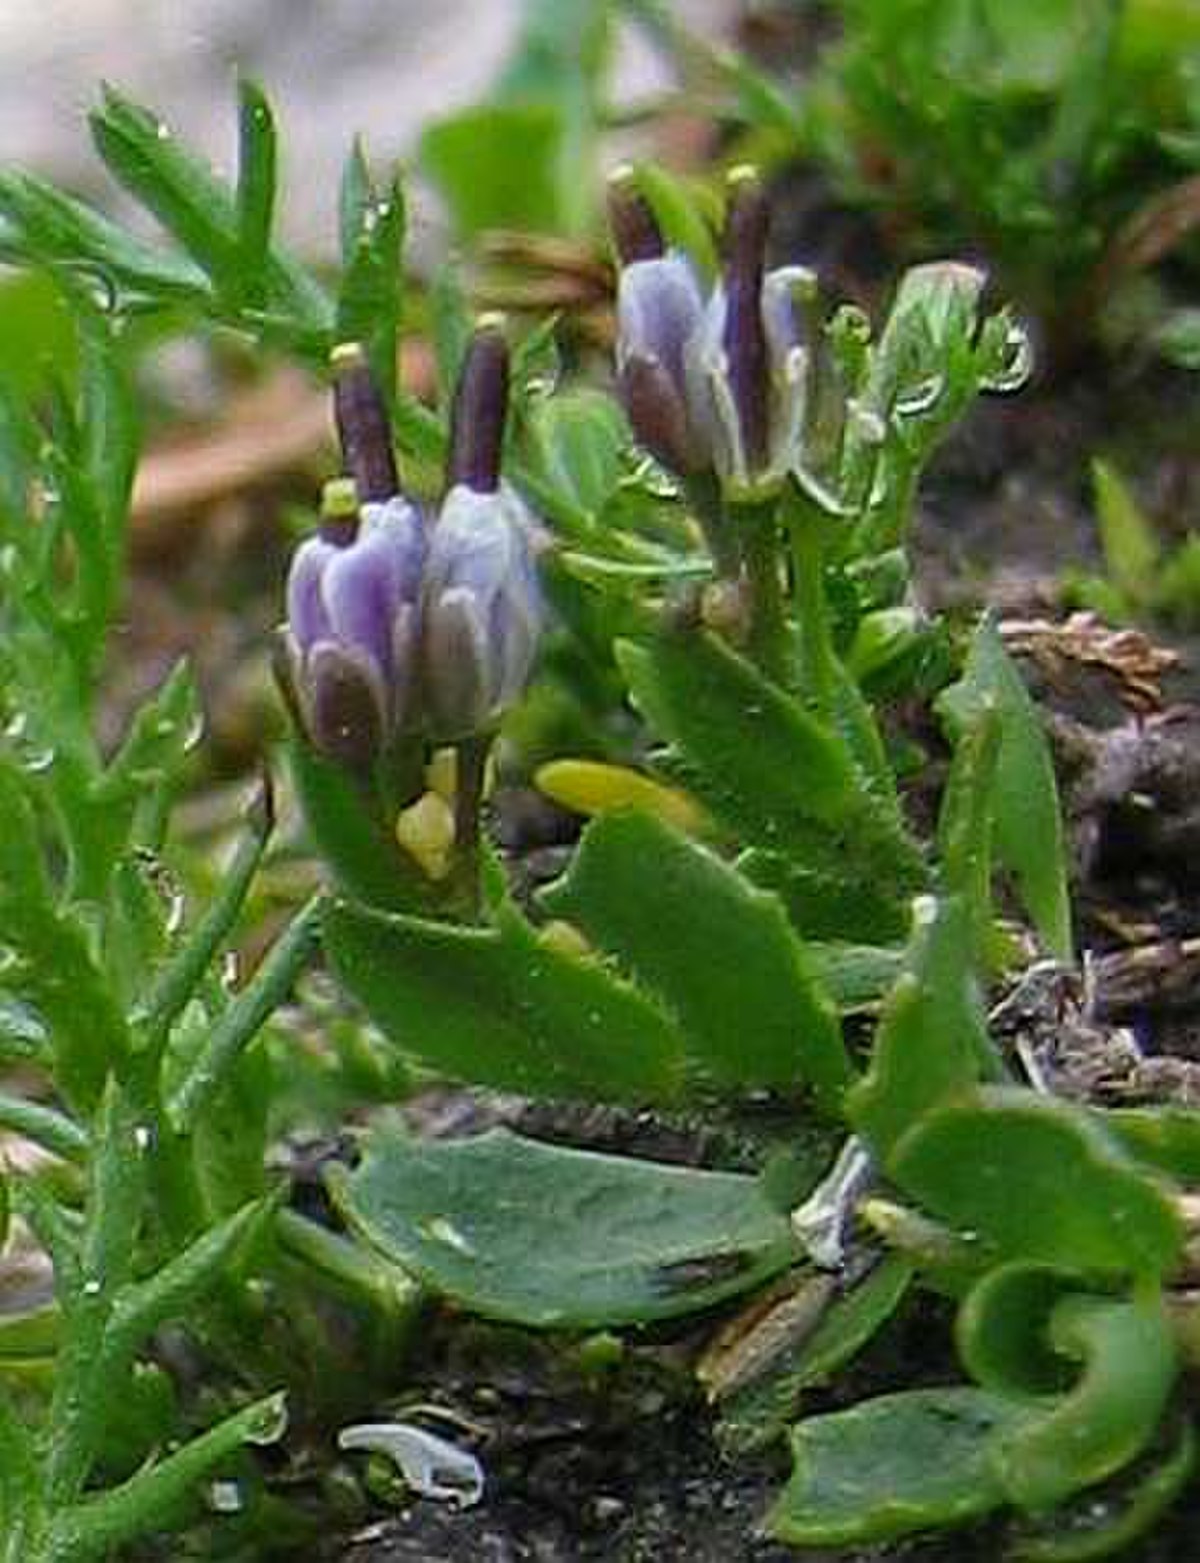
[395,791,456,882]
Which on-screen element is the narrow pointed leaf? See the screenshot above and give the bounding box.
[848,896,998,1165]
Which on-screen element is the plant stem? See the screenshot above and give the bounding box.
[735,501,790,686]
[786,491,835,714]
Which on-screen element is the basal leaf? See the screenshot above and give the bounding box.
[541,809,852,1108]
[768,1386,1027,1545]
[892,1088,1184,1279]
[991,1292,1178,1512]
[334,1126,797,1327]
[324,897,684,1103]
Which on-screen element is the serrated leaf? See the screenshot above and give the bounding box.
[848,896,998,1164]
[892,1088,1184,1278]
[541,810,851,1107]
[324,896,684,1103]
[938,617,1072,959]
[617,629,926,904]
[335,1126,797,1327]
[768,1386,1027,1545]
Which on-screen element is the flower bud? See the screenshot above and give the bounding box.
[285,487,427,768]
[609,170,709,478]
[685,169,810,493]
[421,482,542,740]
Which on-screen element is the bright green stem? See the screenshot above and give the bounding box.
[452,735,492,922]
[736,502,790,686]
[44,1392,286,1563]
[131,786,273,1056]
[787,496,836,714]
[168,893,325,1132]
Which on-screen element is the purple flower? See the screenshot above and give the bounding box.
[282,322,543,766]
[421,482,542,740]
[284,493,426,770]
[422,321,543,739]
[609,167,813,495]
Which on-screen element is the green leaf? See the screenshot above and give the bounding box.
[324,897,684,1103]
[235,78,277,307]
[848,897,998,1165]
[168,893,323,1132]
[768,1386,1027,1545]
[1092,458,1160,604]
[420,103,566,238]
[1104,1105,1200,1181]
[47,1391,286,1562]
[892,1088,1184,1278]
[1010,1418,1195,1562]
[288,738,429,913]
[0,172,209,305]
[938,617,1072,959]
[936,700,1002,965]
[541,810,852,1107]
[335,1126,797,1327]
[529,388,627,521]
[619,626,853,828]
[718,1254,913,1452]
[336,162,404,411]
[992,1292,1178,1512]
[957,1261,1091,1400]
[631,162,719,282]
[91,87,239,287]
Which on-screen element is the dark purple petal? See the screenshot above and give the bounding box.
[447,321,509,495]
[721,172,771,475]
[306,640,387,772]
[607,167,664,264]
[617,354,701,476]
[331,341,398,503]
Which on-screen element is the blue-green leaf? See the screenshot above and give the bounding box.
[334,1126,797,1327]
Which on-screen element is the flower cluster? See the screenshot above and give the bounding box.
[282,324,543,773]
[609,165,813,498]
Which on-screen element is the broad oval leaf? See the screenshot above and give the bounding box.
[334,1127,798,1327]
[892,1088,1184,1279]
[540,810,852,1108]
[768,1386,1028,1546]
[324,898,684,1103]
